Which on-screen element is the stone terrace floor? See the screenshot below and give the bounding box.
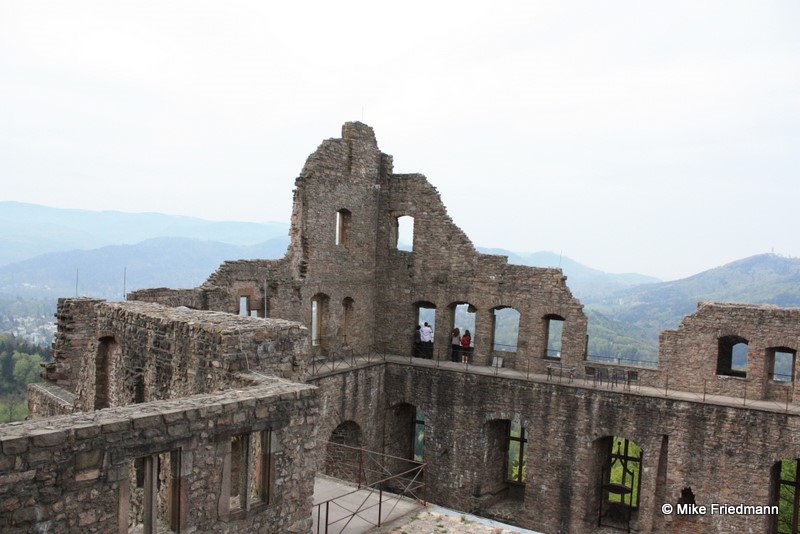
[307,354,800,416]
[370,506,542,534]
[313,475,422,534]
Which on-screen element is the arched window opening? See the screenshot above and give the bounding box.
[773,459,800,534]
[311,293,330,348]
[341,297,354,345]
[544,314,565,359]
[769,348,796,383]
[449,302,476,363]
[325,421,362,483]
[598,436,643,531]
[94,336,116,410]
[335,209,352,246]
[414,301,436,359]
[491,307,520,353]
[717,336,748,378]
[395,215,415,251]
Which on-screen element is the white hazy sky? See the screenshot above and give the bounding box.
[1,1,798,280]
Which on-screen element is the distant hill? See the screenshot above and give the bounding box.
[0,201,289,266]
[477,247,661,300]
[3,202,797,367]
[587,253,800,356]
[0,237,290,299]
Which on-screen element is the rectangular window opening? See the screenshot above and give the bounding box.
[128,450,180,534]
[396,216,414,251]
[239,296,250,317]
[545,317,564,358]
[772,350,796,382]
[492,308,520,353]
[230,431,276,512]
[506,421,527,484]
[412,408,426,462]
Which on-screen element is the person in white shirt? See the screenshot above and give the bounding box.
[420,322,433,358]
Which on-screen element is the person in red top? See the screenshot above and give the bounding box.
[460,329,472,363]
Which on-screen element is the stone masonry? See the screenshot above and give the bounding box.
[129,122,587,375]
[2,123,799,533]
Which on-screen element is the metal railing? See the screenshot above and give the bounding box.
[307,335,386,378]
[586,353,659,368]
[314,442,426,534]
[304,340,798,415]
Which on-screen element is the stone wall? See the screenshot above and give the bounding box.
[1,379,317,533]
[37,299,310,415]
[660,302,800,400]
[125,288,205,310]
[306,362,386,462]
[129,122,589,375]
[26,383,76,418]
[20,123,800,534]
[381,361,800,534]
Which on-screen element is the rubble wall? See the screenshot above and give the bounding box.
[37,299,310,415]
[660,302,800,400]
[2,380,317,534]
[383,362,800,534]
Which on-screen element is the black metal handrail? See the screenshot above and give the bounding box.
[314,442,426,534]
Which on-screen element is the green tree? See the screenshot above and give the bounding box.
[13,352,41,386]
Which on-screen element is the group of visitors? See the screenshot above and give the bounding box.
[414,322,434,358]
[450,328,472,363]
[412,322,473,362]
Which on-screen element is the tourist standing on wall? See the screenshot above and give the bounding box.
[451,328,461,362]
[413,325,422,358]
[461,329,472,363]
[420,322,433,358]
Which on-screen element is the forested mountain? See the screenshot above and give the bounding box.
[588,254,800,345]
[477,247,661,300]
[0,201,289,266]
[0,237,290,299]
[2,202,798,368]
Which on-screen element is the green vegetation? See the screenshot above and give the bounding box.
[777,459,798,534]
[507,421,527,482]
[0,333,49,423]
[607,437,642,507]
[587,254,800,364]
[413,408,426,462]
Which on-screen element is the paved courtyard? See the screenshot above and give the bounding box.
[370,506,543,534]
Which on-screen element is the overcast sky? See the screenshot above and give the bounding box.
[1,1,798,280]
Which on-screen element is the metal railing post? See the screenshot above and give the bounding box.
[743,382,747,406]
[325,501,330,534]
[378,486,383,526]
[358,448,364,488]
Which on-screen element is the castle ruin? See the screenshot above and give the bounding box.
[1,122,799,533]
